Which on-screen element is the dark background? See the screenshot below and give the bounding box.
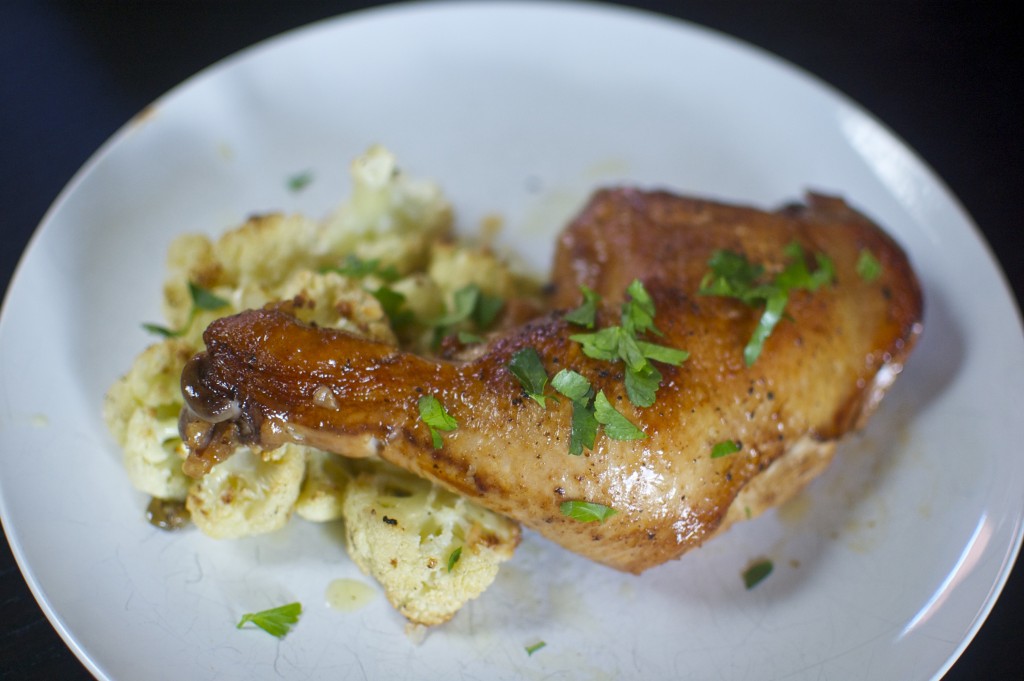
[1,1,1021,679]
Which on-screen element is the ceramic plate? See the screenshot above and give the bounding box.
[2,3,1022,679]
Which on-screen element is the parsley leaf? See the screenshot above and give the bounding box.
[287,171,313,192]
[568,280,687,409]
[699,243,835,365]
[552,370,597,455]
[371,286,415,330]
[237,602,302,638]
[141,322,178,338]
[508,347,550,407]
[856,248,883,282]
[569,326,622,362]
[560,500,618,523]
[431,284,504,343]
[564,285,600,328]
[142,282,229,338]
[711,440,742,458]
[568,399,599,455]
[447,546,462,572]
[635,340,690,366]
[418,394,457,449]
[328,254,400,282]
[433,285,481,327]
[472,290,505,328]
[622,279,660,336]
[593,391,646,440]
[551,369,593,403]
[745,289,788,366]
[742,559,774,589]
[525,641,547,656]
[189,282,230,311]
[623,362,662,408]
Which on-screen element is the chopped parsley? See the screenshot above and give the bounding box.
[856,248,883,282]
[324,255,414,331]
[431,284,504,345]
[593,391,645,441]
[447,546,462,572]
[189,283,231,311]
[699,242,835,366]
[711,439,742,459]
[417,394,458,449]
[236,602,302,638]
[567,280,688,409]
[742,559,774,589]
[551,368,592,403]
[621,278,660,336]
[560,500,618,523]
[552,369,600,455]
[142,282,230,338]
[525,641,547,656]
[287,171,313,192]
[567,399,600,455]
[370,286,415,330]
[563,285,600,328]
[327,254,400,282]
[508,347,552,407]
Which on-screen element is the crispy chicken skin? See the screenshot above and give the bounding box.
[179,189,922,573]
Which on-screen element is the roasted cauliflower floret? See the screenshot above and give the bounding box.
[274,270,397,344]
[186,445,306,539]
[106,145,527,625]
[162,145,451,329]
[342,463,520,626]
[295,449,351,523]
[323,145,453,274]
[103,339,195,500]
[427,241,532,303]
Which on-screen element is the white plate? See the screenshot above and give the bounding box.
[2,2,1022,680]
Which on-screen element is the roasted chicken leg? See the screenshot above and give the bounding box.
[179,189,922,573]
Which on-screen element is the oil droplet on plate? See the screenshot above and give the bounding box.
[325,578,376,612]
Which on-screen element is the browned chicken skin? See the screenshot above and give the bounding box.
[179,189,923,573]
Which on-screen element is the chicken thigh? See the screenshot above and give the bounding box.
[179,189,923,573]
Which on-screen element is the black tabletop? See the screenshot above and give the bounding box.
[2,2,1021,679]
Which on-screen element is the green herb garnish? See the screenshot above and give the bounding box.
[142,281,230,338]
[417,394,458,449]
[552,369,597,455]
[327,254,400,282]
[430,284,504,345]
[593,391,646,441]
[560,500,618,523]
[568,280,687,409]
[371,286,415,330]
[856,248,883,282]
[699,243,835,365]
[190,282,230,311]
[711,439,742,459]
[287,171,313,192]
[551,368,592,403]
[447,546,462,572]
[564,285,600,328]
[742,559,774,589]
[567,398,600,456]
[622,278,660,336]
[525,641,547,656]
[236,602,302,638]
[508,347,551,407]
